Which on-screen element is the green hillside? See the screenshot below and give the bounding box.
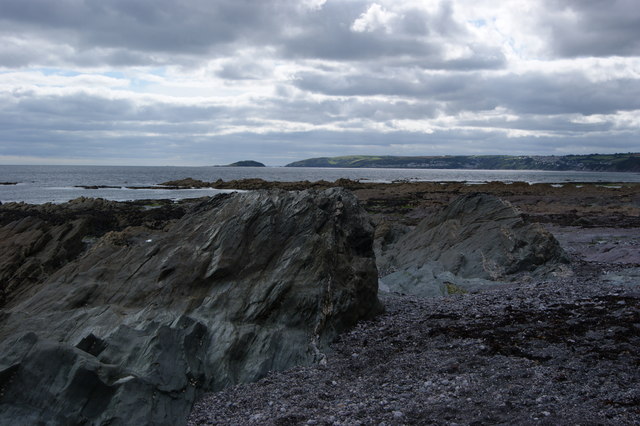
[285,153,640,172]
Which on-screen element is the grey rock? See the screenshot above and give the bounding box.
[0,197,186,307]
[377,193,570,295]
[0,189,381,425]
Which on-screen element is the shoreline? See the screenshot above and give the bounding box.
[3,179,639,228]
[0,180,638,424]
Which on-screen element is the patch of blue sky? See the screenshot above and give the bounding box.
[145,67,166,77]
[103,71,126,79]
[469,19,487,28]
[36,68,82,77]
[128,78,152,91]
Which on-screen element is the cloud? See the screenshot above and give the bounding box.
[294,68,640,116]
[0,0,506,71]
[0,0,638,165]
[541,0,640,58]
[351,4,398,33]
[0,0,292,67]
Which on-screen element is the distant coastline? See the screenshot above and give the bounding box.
[285,153,640,173]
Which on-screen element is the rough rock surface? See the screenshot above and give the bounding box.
[0,197,187,307]
[377,193,570,296]
[0,189,380,425]
[188,279,640,425]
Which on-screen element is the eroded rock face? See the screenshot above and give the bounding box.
[0,189,380,425]
[0,197,187,307]
[377,193,570,296]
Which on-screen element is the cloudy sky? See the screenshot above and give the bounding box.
[0,0,639,166]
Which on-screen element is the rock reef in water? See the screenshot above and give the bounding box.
[0,189,381,425]
[159,177,368,191]
[377,193,570,296]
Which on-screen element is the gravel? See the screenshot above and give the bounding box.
[188,271,640,425]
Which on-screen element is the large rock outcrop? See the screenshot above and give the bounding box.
[377,193,570,296]
[0,189,381,425]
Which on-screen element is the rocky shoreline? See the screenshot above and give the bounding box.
[186,179,640,425]
[0,179,638,425]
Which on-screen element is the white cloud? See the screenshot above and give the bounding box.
[351,4,398,33]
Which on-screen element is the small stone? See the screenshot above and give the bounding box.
[392,411,404,418]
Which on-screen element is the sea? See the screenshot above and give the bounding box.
[1,165,639,204]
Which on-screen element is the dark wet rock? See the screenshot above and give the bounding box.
[74,185,122,189]
[160,178,371,191]
[160,178,213,188]
[377,193,570,296]
[0,189,380,425]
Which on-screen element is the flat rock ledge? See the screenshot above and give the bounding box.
[0,189,381,425]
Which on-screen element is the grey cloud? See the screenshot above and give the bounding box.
[458,115,614,134]
[294,69,640,116]
[0,0,505,71]
[292,71,429,97]
[0,0,291,67]
[542,0,640,57]
[0,41,43,68]
[215,60,271,80]
[280,1,503,70]
[258,96,439,125]
[281,3,442,62]
[473,74,640,116]
[208,129,639,161]
[0,91,241,139]
[1,69,637,164]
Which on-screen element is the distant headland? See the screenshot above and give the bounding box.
[285,153,640,172]
[219,160,266,167]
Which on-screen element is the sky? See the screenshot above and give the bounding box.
[0,0,639,166]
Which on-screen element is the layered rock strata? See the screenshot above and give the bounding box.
[0,189,380,425]
[0,197,186,307]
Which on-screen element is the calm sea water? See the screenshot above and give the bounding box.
[1,165,639,204]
